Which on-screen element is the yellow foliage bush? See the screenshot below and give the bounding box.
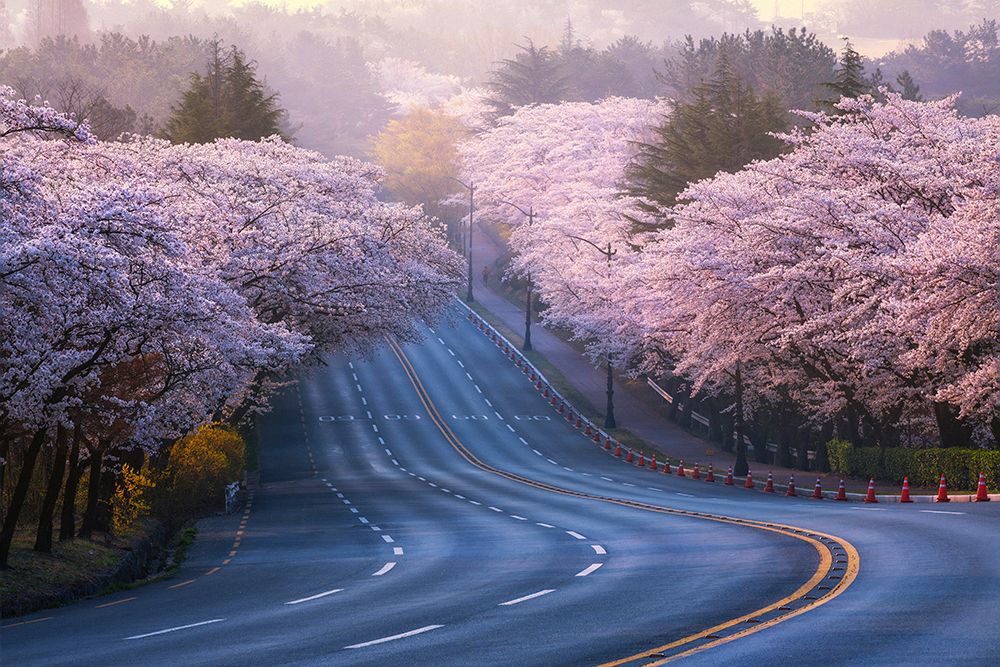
[167,424,245,515]
[111,463,153,537]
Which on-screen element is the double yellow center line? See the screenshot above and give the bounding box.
[386,338,859,665]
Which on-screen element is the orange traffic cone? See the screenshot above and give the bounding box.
[584,424,593,436]
[614,443,622,457]
[625,449,634,463]
[677,460,686,477]
[692,464,701,480]
[786,476,796,497]
[900,476,913,503]
[662,458,672,475]
[604,437,612,451]
[565,410,573,422]
[935,474,950,503]
[637,452,646,467]
[550,395,559,406]
[705,464,715,483]
[536,379,543,390]
[811,477,823,499]
[649,454,658,471]
[543,386,550,398]
[575,417,583,429]
[763,472,775,493]
[835,477,847,501]
[557,402,565,414]
[974,472,990,502]
[593,432,602,444]
[863,478,877,503]
[744,469,754,489]
[724,466,734,486]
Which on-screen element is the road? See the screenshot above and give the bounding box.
[4,302,1000,666]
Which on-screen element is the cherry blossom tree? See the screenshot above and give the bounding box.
[0,87,462,564]
[629,92,1000,450]
[459,97,662,361]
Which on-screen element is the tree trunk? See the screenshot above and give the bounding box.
[753,425,769,464]
[78,447,104,539]
[34,426,69,553]
[733,363,748,476]
[59,423,83,542]
[778,426,793,468]
[0,427,48,568]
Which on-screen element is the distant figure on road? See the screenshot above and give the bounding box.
[482,265,491,286]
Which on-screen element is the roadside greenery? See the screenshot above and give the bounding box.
[827,440,1000,491]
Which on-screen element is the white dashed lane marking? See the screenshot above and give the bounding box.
[345,625,444,650]
[498,590,555,606]
[576,563,604,577]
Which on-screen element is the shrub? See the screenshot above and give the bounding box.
[167,424,245,517]
[110,463,153,537]
[823,440,1000,491]
[826,439,852,474]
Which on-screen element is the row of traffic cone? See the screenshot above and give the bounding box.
[469,312,995,504]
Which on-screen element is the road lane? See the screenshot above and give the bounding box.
[4,304,996,665]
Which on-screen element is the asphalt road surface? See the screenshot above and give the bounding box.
[5,302,1000,666]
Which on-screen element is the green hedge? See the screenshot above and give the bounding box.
[826,439,1000,491]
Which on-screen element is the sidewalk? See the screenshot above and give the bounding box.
[469,227,935,497]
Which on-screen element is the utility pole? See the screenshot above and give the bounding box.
[467,182,474,303]
[499,199,535,352]
[448,176,475,303]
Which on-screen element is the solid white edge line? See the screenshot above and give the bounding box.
[576,563,604,577]
[372,562,397,576]
[345,624,444,649]
[498,589,556,606]
[124,619,225,640]
[285,588,344,605]
[591,544,607,555]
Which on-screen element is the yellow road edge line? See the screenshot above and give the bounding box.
[95,597,137,609]
[386,338,860,665]
[168,579,195,589]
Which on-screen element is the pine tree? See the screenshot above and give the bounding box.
[626,50,786,229]
[820,39,870,110]
[485,41,567,121]
[896,70,923,101]
[163,42,286,144]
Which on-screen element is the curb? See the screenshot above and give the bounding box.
[458,300,999,505]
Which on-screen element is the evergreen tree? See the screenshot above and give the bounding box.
[485,41,567,120]
[163,42,286,144]
[820,39,870,109]
[896,69,923,101]
[626,50,786,229]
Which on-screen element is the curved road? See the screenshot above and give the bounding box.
[4,304,999,665]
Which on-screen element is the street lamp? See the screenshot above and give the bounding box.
[447,176,475,303]
[564,234,617,429]
[498,199,535,352]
